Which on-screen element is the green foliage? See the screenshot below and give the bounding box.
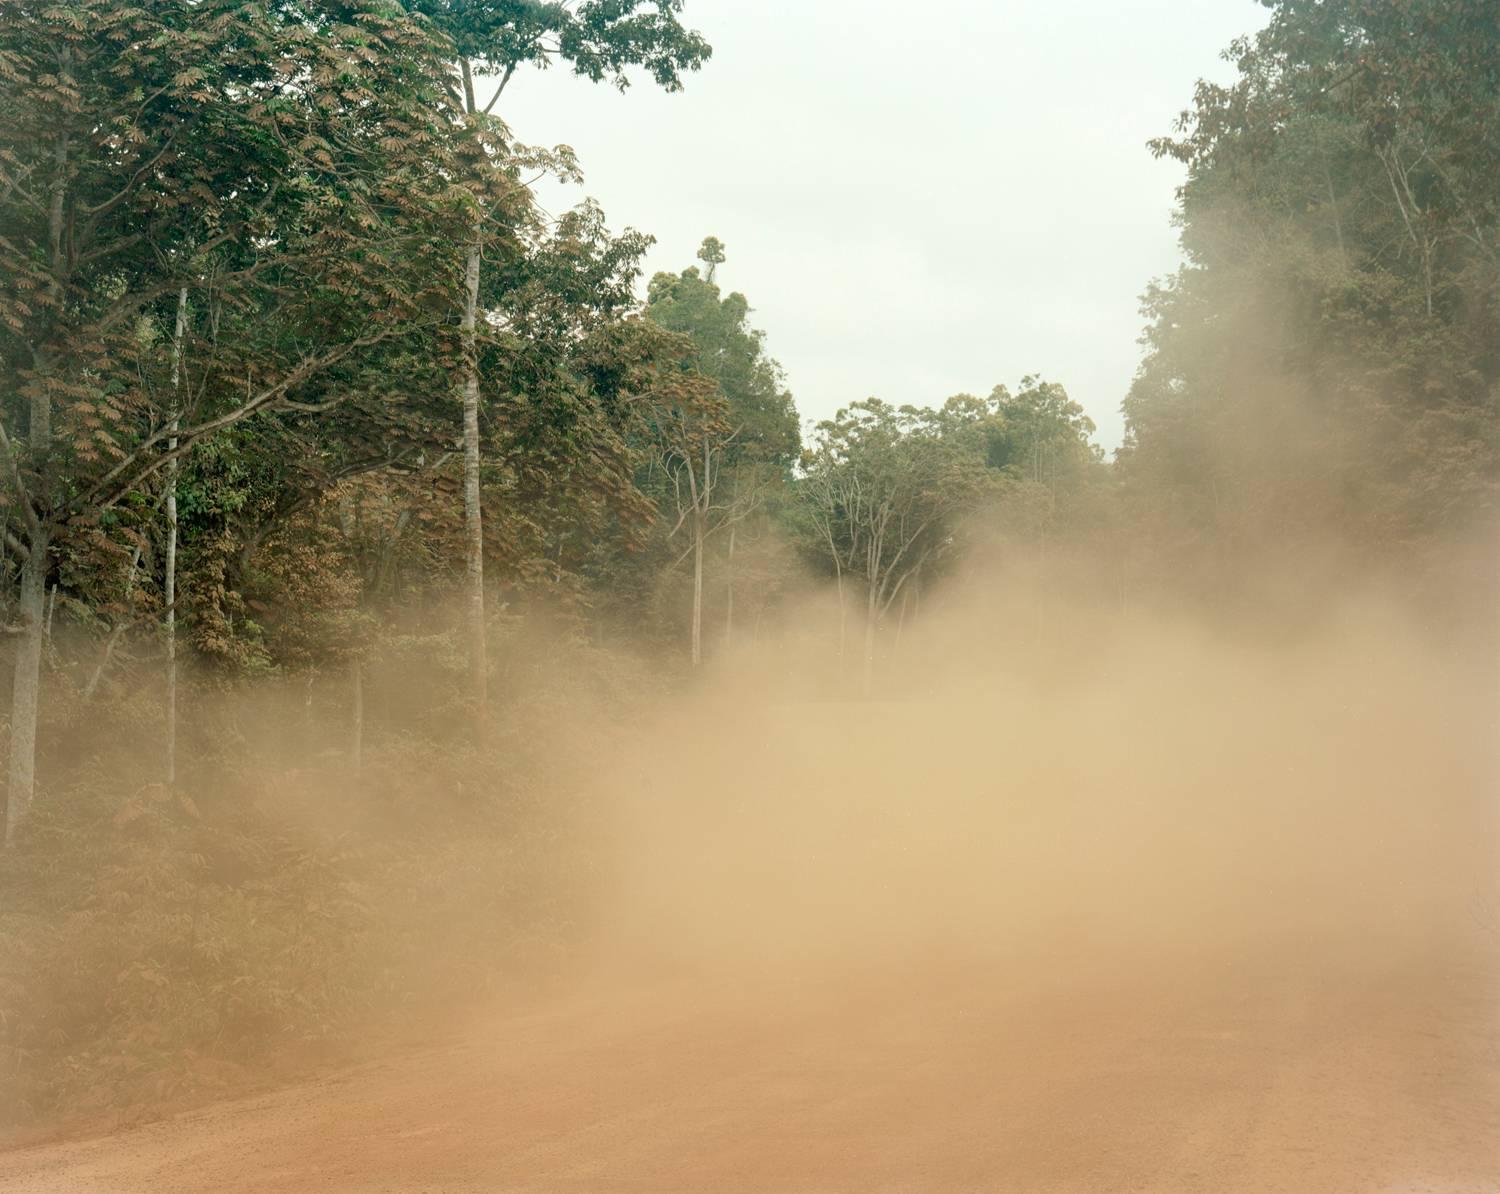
[796,381,1102,615]
[797,397,993,609]
[0,0,479,493]
[410,0,711,94]
[982,377,1101,487]
[1124,0,1500,553]
[645,245,800,467]
[0,3,720,1122]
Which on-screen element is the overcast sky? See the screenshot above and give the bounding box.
[497,0,1267,453]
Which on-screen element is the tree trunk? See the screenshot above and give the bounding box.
[460,59,487,720]
[461,237,486,715]
[862,582,878,698]
[165,286,186,790]
[6,122,65,845]
[690,512,704,667]
[723,524,735,652]
[5,528,48,846]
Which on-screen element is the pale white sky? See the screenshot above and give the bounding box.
[498,0,1265,453]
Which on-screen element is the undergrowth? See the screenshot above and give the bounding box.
[0,634,646,1131]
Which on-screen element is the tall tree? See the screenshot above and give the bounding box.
[649,371,731,667]
[164,286,187,790]
[797,399,996,695]
[644,239,798,661]
[411,0,711,714]
[0,0,473,842]
[1122,0,1500,562]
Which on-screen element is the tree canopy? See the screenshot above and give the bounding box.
[1122,0,1500,551]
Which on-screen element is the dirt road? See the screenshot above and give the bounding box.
[1,944,1495,1193]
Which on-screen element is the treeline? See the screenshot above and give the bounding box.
[0,0,1107,856]
[1122,0,1499,580]
[0,0,1495,1126]
[0,0,728,1122]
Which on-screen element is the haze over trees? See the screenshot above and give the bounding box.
[1122,0,1499,567]
[0,0,1494,1130]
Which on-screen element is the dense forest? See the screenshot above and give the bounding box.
[0,0,1495,1127]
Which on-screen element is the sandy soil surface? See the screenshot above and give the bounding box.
[1,945,1495,1193]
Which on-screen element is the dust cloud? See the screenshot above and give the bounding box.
[3,550,1497,1192]
[594,556,1499,984]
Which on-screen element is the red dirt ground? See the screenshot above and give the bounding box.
[1,945,1495,1193]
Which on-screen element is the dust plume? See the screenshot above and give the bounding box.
[2,545,1498,1193]
[591,557,1499,984]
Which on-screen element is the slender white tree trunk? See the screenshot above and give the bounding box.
[680,433,711,670]
[723,524,735,651]
[461,237,486,713]
[457,58,488,719]
[690,512,704,667]
[5,528,48,847]
[165,285,187,790]
[862,582,878,698]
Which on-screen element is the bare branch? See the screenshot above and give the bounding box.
[79,330,391,515]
